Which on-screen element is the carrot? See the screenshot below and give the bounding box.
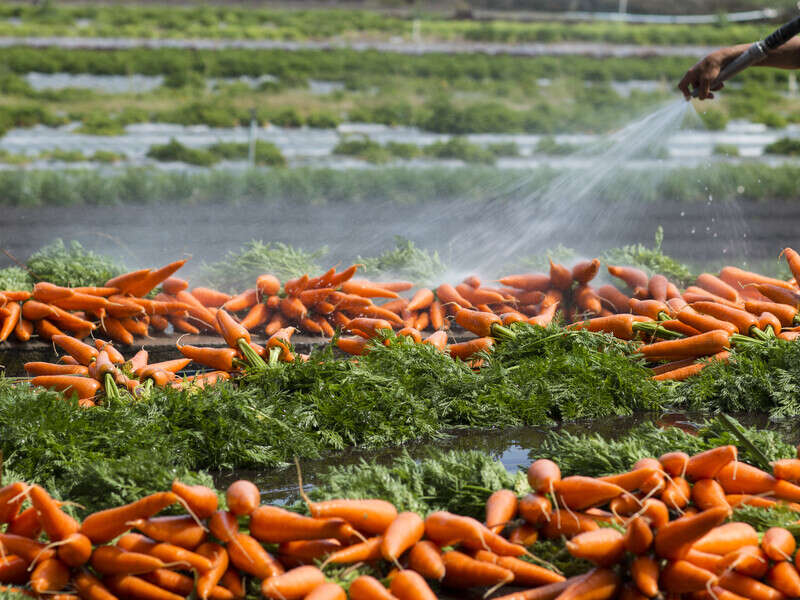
[249,505,354,543]
[32,282,74,303]
[143,569,233,600]
[304,582,345,600]
[653,357,723,382]
[90,545,165,575]
[101,317,134,345]
[162,277,189,295]
[80,492,178,544]
[168,481,217,520]
[104,574,184,600]
[696,273,741,303]
[348,575,398,600]
[645,274,668,302]
[719,545,769,579]
[29,483,79,541]
[51,533,91,568]
[427,300,444,330]
[691,479,731,513]
[607,265,648,290]
[74,571,117,600]
[402,541,443,581]
[595,284,630,313]
[0,482,26,525]
[654,505,729,559]
[30,557,70,593]
[546,260,574,291]
[766,562,800,597]
[529,301,560,327]
[716,462,776,495]
[455,283,505,306]
[541,510,599,539]
[759,527,796,562]
[448,337,493,359]
[276,296,306,322]
[442,550,514,591]
[454,307,514,339]
[573,284,602,314]
[493,578,579,600]
[690,301,759,334]
[599,467,659,492]
[217,289,256,313]
[515,495,551,530]
[0,302,20,342]
[225,480,260,517]
[566,528,625,566]
[0,532,55,563]
[623,516,653,555]
[177,345,236,372]
[304,498,397,536]
[336,336,369,355]
[683,445,737,481]
[24,362,89,376]
[31,375,101,401]
[555,568,619,600]
[117,532,213,572]
[227,533,284,579]
[553,476,623,511]
[194,543,228,600]
[407,289,434,312]
[50,334,98,365]
[658,319,701,338]
[628,555,659,597]
[527,459,561,496]
[381,512,424,564]
[265,313,287,336]
[167,318,195,338]
[692,522,759,555]
[129,514,206,550]
[6,505,42,537]
[659,560,718,593]
[341,280,399,299]
[718,571,785,600]
[485,489,518,534]
[256,274,281,297]
[315,301,335,315]
[347,303,405,324]
[435,283,473,309]
[189,288,230,309]
[413,312,429,331]
[498,274,551,292]
[279,539,340,567]
[104,268,151,294]
[387,569,437,600]
[13,317,32,342]
[720,265,795,290]
[572,259,600,285]
[126,260,187,298]
[479,551,565,586]
[220,568,245,599]
[639,329,731,361]
[107,300,146,319]
[323,536,381,565]
[261,565,325,600]
[284,274,310,296]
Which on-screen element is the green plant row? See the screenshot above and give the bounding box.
[4,325,800,515]
[0,3,781,47]
[2,163,800,208]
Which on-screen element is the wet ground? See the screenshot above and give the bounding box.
[221,412,800,505]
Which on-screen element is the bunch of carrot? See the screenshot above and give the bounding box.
[21,334,230,406]
[5,441,800,600]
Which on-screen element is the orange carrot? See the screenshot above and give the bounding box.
[0,302,20,342]
[31,375,100,401]
[221,289,258,313]
[566,528,625,566]
[170,481,217,520]
[498,274,551,292]
[101,317,134,345]
[191,287,232,308]
[278,539,340,567]
[250,505,354,543]
[441,550,514,590]
[162,278,188,295]
[336,336,369,355]
[549,261,572,290]
[225,480,260,516]
[716,462,776,495]
[719,545,769,579]
[341,280,399,299]
[389,569,438,600]
[528,459,561,494]
[348,575,398,600]
[407,541,444,581]
[659,559,718,593]
[24,362,89,376]
[486,489,518,534]
[29,484,79,541]
[74,570,117,600]
[143,569,233,600]
[448,337,493,359]
[256,274,281,297]
[518,493,552,526]
[195,543,228,600]
[718,570,785,600]
[227,532,284,579]
[435,283,473,309]
[429,300,445,330]
[553,476,624,511]
[117,533,213,572]
[305,498,397,536]
[541,510,599,539]
[104,573,184,600]
[126,260,187,298]
[766,560,800,597]
[90,545,165,575]
[555,568,619,600]
[760,527,796,562]
[304,582,345,600]
[323,536,381,565]
[381,512,425,564]
[454,307,514,339]
[284,274,310,297]
[654,506,729,559]
[455,283,505,306]
[30,557,70,593]
[696,273,741,303]
[129,515,206,550]
[80,492,178,544]
[691,479,731,513]
[0,532,55,563]
[693,522,759,555]
[407,289,434,312]
[572,259,600,284]
[177,344,236,372]
[624,516,653,555]
[639,329,730,361]
[261,565,325,600]
[220,568,245,599]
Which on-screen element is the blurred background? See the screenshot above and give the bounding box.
[2,0,800,280]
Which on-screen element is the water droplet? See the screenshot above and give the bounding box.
[690,227,696,234]
[680,211,685,217]
[713,233,718,238]
[737,185,745,194]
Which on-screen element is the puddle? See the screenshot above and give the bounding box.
[214,412,800,505]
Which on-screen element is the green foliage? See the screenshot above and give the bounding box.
[197,241,326,293]
[765,137,800,156]
[508,245,577,273]
[0,267,32,291]
[730,504,800,535]
[26,239,123,287]
[535,136,577,155]
[308,450,527,518]
[147,138,219,167]
[531,416,794,478]
[332,136,393,164]
[269,108,304,128]
[207,140,287,167]
[305,112,341,129]
[423,137,495,164]
[602,226,694,287]
[487,141,520,157]
[713,143,739,157]
[679,340,800,418]
[697,108,729,131]
[359,237,447,285]
[76,112,126,135]
[91,150,124,164]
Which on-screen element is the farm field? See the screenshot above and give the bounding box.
[6,3,800,599]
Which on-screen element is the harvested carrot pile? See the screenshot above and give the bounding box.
[4,438,800,599]
[4,247,800,402]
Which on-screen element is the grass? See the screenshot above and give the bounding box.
[358,237,447,286]
[764,137,800,156]
[7,162,800,207]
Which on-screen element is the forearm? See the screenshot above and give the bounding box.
[720,38,800,70]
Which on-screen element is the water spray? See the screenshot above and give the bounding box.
[690,14,800,97]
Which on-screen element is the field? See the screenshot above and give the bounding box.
[5,3,800,599]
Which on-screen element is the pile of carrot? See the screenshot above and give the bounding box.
[5,248,800,388]
[5,441,800,599]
